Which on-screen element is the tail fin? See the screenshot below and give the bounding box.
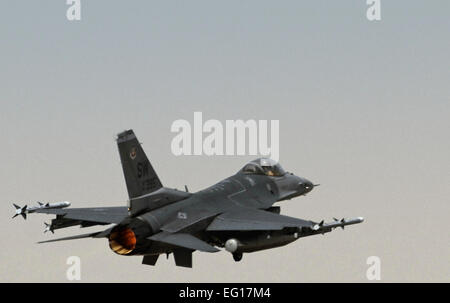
[117,130,163,199]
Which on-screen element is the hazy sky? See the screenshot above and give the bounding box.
[1,1,449,282]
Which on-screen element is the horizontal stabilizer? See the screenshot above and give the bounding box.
[37,231,103,244]
[149,232,219,253]
[34,206,128,224]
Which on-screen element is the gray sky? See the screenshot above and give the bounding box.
[1,1,449,282]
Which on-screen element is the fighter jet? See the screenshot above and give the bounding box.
[12,201,71,219]
[15,130,363,267]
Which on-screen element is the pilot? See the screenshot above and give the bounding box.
[242,158,285,177]
[264,168,275,176]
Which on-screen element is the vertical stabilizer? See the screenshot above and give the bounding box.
[117,130,163,199]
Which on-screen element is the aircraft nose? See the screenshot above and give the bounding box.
[304,180,314,191]
[274,175,317,200]
[299,178,315,193]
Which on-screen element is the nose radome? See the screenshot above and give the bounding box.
[304,180,314,190]
[298,178,315,192]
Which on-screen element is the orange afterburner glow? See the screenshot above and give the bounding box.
[109,226,137,255]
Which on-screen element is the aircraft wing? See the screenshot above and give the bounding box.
[148,231,219,252]
[34,206,128,224]
[206,207,315,231]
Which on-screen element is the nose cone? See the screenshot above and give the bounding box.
[274,175,317,201]
[300,179,315,193]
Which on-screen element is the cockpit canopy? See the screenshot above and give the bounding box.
[241,158,286,177]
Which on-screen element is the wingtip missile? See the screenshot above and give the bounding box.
[13,201,72,220]
[311,216,364,232]
[12,204,28,220]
